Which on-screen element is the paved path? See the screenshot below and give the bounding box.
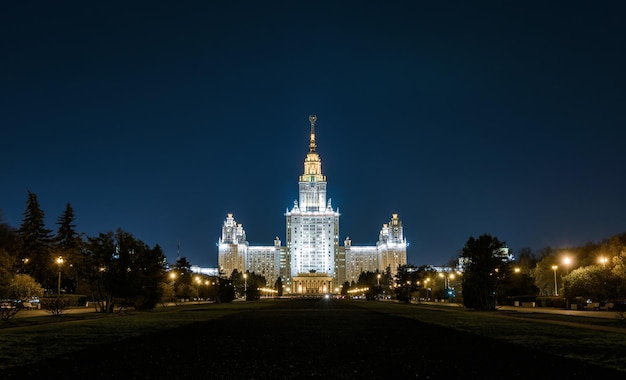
[3,298,623,379]
[418,301,623,319]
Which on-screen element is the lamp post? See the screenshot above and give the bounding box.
[599,257,608,269]
[551,265,558,296]
[56,256,64,296]
[448,273,455,301]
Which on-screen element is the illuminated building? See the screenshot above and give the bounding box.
[218,115,407,293]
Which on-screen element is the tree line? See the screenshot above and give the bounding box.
[343,233,626,311]
[0,192,171,315]
[0,192,281,318]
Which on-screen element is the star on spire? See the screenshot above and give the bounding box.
[309,115,317,152]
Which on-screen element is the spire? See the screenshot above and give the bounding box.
[300,114,325,183]
[309,114,317,152]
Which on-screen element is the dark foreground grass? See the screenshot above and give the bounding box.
[0,301,269,371]
[354,301,626,373]
[1,299,625,378]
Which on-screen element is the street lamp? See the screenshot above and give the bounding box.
[195,276,202,303]
[551,265,558,296]
[599,257,608,269]
[243,273,248,297]
[563,257,571,275]
[56,256,64,296]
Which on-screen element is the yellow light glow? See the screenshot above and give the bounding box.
[563,257,571,265]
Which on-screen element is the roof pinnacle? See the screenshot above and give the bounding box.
[309,115,317,152]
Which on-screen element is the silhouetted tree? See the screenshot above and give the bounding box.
[242,271,266,301]
[274,277,283,296]
[394,264,422,303]
[0,215,18,257]
[80,229,166,312]
[172,257,193,299]
[341,281,350,296]
[53,203,83,294]
[460,234,508,310]
[216,278,235,303]
[17,192,53,289]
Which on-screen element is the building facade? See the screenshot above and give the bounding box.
[217,115,407,293]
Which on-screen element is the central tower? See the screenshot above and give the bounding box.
[285,115,339,293]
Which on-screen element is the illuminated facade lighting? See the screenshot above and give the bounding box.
[217,116,408,291]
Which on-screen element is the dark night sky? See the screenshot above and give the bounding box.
[2,1,625,268]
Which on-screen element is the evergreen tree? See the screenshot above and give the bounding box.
[17,192,53,289]
[54,203,83,293]
[274,276,283,296]
[55,203,82,249]
[394,264,424,303]
[460,234,508,311]
[341,281,350,296]
[172,257,193,299]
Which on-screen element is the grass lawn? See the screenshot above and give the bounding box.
[0,301,269,371]
[354,301,626,373]
[1,299,625,374]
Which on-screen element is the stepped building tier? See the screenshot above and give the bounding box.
[217,115,408,294]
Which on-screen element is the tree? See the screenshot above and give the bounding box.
[131,243,167,310]
[80,229,166,312]
[172,257,193,300]
[356,271,380,300]
[274,277,283,296]
[53,203,83,294]
[80,231,117,312]
[0,249,15,298]
[0,219,17,296]
[241,271,266,301]
[394,264,423,303]
[531,252,560,296]
[341,281,350,296]
[230,269,243,297]
[215,278,235,303]
[0,216,18,258]
[17,192,53,289]
[8,274,44,301]
[460,234,509,311]
[565,265,620,304]
[610,246,626,300]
